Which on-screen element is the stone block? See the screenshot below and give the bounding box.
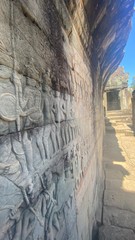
[99,225,135,240]
[103,206,135,231]
[0,0,12,67]
[104,190,135,212]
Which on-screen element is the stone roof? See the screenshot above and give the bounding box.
[83,0,134,89]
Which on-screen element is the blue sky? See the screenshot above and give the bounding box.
[120,12,135,86]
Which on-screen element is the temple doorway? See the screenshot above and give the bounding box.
[107,90,121,111]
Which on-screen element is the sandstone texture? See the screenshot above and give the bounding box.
[99,225,135,240]
[0,1,134,240]
[99,111,135,239]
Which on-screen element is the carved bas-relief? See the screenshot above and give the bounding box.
[0,0,132,239]
[22,77,43,127]
[0,62,89,240]
[0,80,79,239]
[0,66,43,135]
[5,168,74,240]
[0,65,78,141]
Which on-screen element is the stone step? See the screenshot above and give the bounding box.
[115,129,134,135]
[107,114,132,119]
[125,131,134,136]
[107,110,132,116]
[107,117,132,122]
[106,114,131,118]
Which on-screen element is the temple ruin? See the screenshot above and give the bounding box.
[0,1,134,240]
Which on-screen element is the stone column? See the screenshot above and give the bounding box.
[103,92,107,115]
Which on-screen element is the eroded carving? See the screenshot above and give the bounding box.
[0,68,43,134]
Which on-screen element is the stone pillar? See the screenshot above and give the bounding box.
[103,92,107,115]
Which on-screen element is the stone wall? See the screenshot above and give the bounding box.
[0,1,134,240]
[120,88,132,111]
[104,88,132,112]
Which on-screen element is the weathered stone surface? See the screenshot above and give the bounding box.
[103,206,135,231]
[99,225,135,240]
[101,113,135,239]
[0,0,134,240]
[104,189,135,212]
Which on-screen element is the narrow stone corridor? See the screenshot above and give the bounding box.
[0,1,134,239]
[99,111,135,240]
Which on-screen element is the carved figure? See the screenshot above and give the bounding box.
[61,122,69,147]
[0,73,43,133]
[12,135,29,177]
[43,125,52,160]
[11,131,34,181]
[23,78,43,126]
[64,153,70,179]
[51,91,60,123]
[60,94,66,122]
[0,136,22,190]
[50,124,58,154]
[43,172,60,240]
[33,127,46,162]
[69,119,78,142]
[10,207,35,240]
[64,150,73,179]
[42,85,61,156]
[51,124,61,154]
[56,124,61,151]
[42,83,53,124]
[22,131,34,173]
